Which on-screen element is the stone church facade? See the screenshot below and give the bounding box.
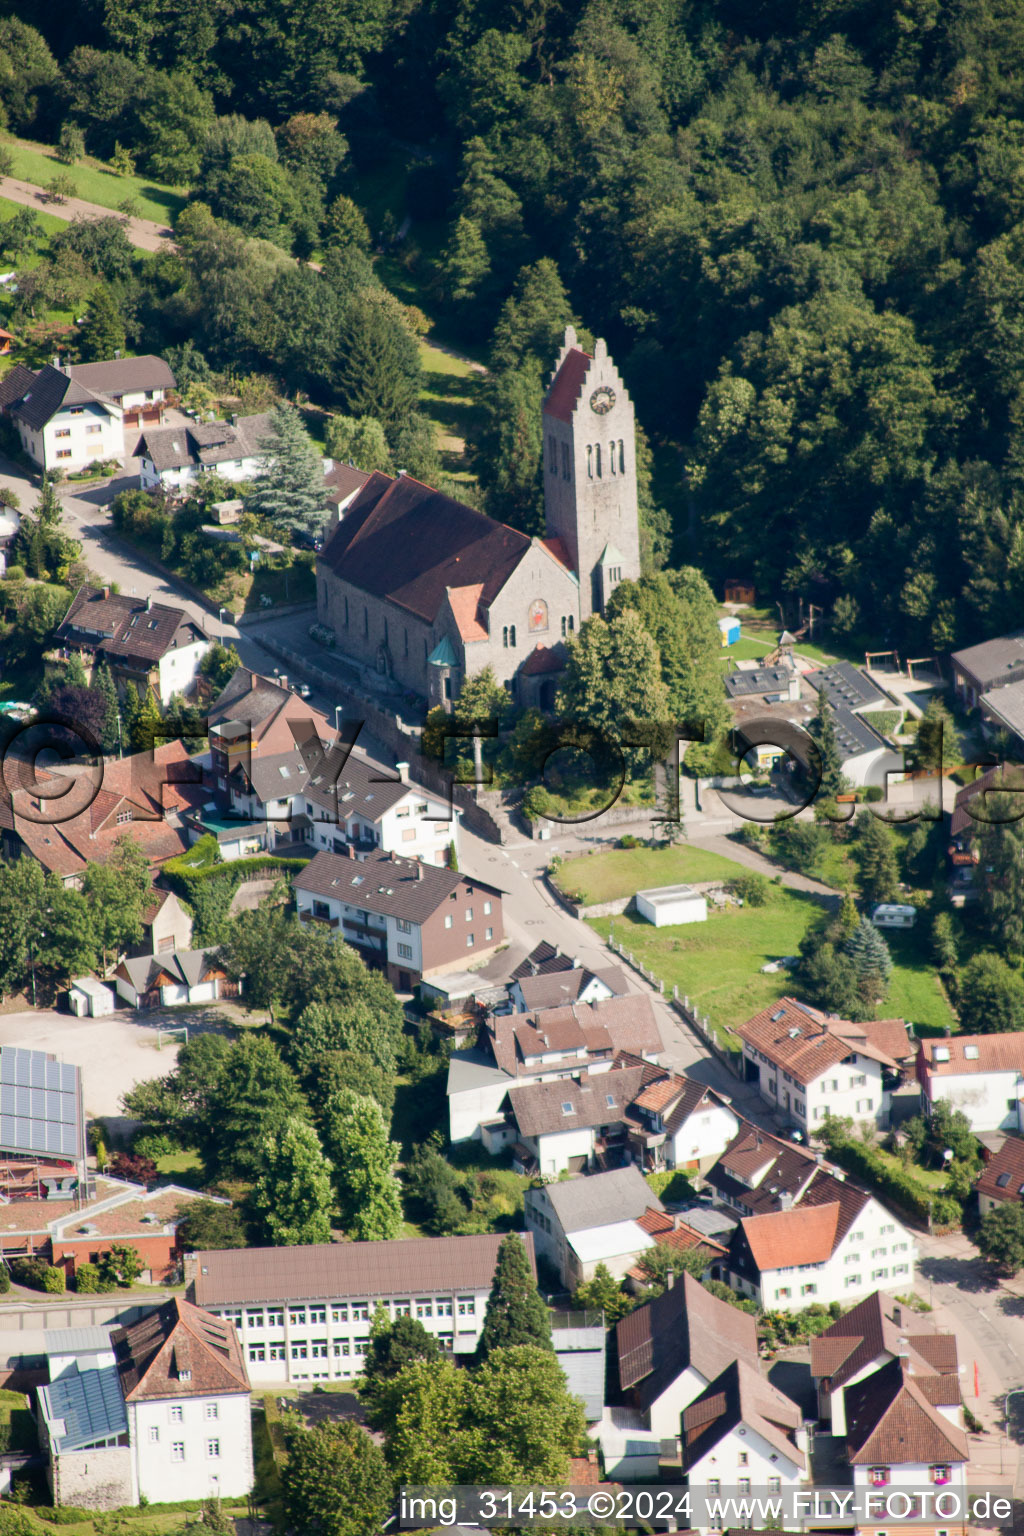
[316,326,641,709]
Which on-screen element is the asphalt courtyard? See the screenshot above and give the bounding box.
[0,1007,188,1134]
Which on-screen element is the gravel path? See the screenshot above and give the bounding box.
[0,175,172,252]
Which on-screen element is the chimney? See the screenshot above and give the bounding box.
[815,1151,823,1165]
[396,761,409,782]
[52,354,60,369]
[182,1252,199,1289]
[416,863,424,881]
[665,1270,675,1290]
[944,1024,952,1038]
[897,1336,910,1360]
[280,675,288,690]
[146,593,153,611]
[778,1191,794,1211]
[250,673,258,692]
[101,585,110,600]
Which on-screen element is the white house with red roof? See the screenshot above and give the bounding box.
[315,327,641,709]
[735,997,912,1133]
[917,1032,1024,1133]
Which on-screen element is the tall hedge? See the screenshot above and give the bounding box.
[161,853,310,945]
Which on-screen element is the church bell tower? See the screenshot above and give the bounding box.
[542,326,641,620]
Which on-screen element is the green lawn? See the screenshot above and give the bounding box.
[2,137,185,225]
[884,929,957,1034]
[418,339,486,483]
[552,844,745,905]
[867,1143,949,1192]
[155,1147,204,1179]
[0,1387,36,1451]
[590,885,820,1036]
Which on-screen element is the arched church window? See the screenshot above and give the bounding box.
[619,439,625,473]
[528,599,548,633]
[586,445,593,479]
[595,443,602,477]
[509,624,517,648]
[502,627,509,648]
[609,441,617,475]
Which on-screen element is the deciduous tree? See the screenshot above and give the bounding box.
[281,1420,390,1536]
[251,1115,334,1246]
[320,1088,402,1240]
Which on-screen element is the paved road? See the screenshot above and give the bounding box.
[0,174,172,252]
[912,1228,1024,1494]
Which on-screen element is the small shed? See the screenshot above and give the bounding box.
[635,885,708,928]
[871,902,916,929]
[67,978,116,1017]
[718,615,741,647]
[724,578,755,604]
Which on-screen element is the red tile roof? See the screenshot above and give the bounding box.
[112,1297,249,1401]
[615,1271,758,1409]
[544,346,593,423]
[447,583,488,642]
[740,1202,841,1269]
[975,1134,1024,1203]
[844,1357,968,1466]
[736,998,905,1084]
[809,1291,959,1396]
[920,1034,1024,1077]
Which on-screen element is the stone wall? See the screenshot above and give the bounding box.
[53,1446,134,1511]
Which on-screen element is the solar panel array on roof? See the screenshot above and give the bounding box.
[0,1048,82,1159]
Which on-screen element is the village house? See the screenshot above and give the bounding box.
[66,356,176,432]
[612,1271,759,1443]
[844,1356,968,1509]
[206,666,334,756]
[53,587,210,707]
[137,413,274,494]
[37,1299,253,1509]
[810,1291,962,1436]
[0,362,121,472]
[293,848,503,991]
[681,1358,807,1531]
[316,327,641,710]
[916,1033,1024,1133]
[0,356,175,472]
[735,997,912,1133]
[626,1074,739,1174]
[523,1166,665,1288]
[187,1232,535,1383]
[726,1173,917,1309]
[505,1062,653,1176]
[974,1135,1024,1214]
[0,740,203,886]
[510,962,627,1013]
[447,995,664,1146]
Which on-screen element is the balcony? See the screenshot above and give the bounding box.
[299,910,339,928]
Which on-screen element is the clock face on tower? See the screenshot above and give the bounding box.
[589,385,615,414]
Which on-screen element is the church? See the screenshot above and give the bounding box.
[316,326,641,710]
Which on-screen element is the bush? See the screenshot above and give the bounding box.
[10,1257,64,1292]
[132,1130,179,1161]
[862,785,884,803]
[73,1263,107,1294]
[618,834,642,849]
[0,1267,9,1295]
[821,1128,942,1225]
[729,870,769,906]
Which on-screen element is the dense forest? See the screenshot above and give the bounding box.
[3,0,1024,649]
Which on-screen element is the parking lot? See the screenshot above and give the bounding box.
[0,1008,188,1136]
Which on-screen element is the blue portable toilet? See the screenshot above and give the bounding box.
[718,616,741,647]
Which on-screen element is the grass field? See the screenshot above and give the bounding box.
[418,339,486,483]
[2,137,184,225]
[884,928,957,1034]
[552,844,744,904]
[590,885,820,1037]
[0,195,69,262]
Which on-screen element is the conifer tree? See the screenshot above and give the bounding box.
[811,700,846,798]
[77,284,126,363]
[477,1233,552,1360]
[244,402,327,535]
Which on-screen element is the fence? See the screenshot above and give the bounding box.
[670,987,743,1079]
[605,937,664,993]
